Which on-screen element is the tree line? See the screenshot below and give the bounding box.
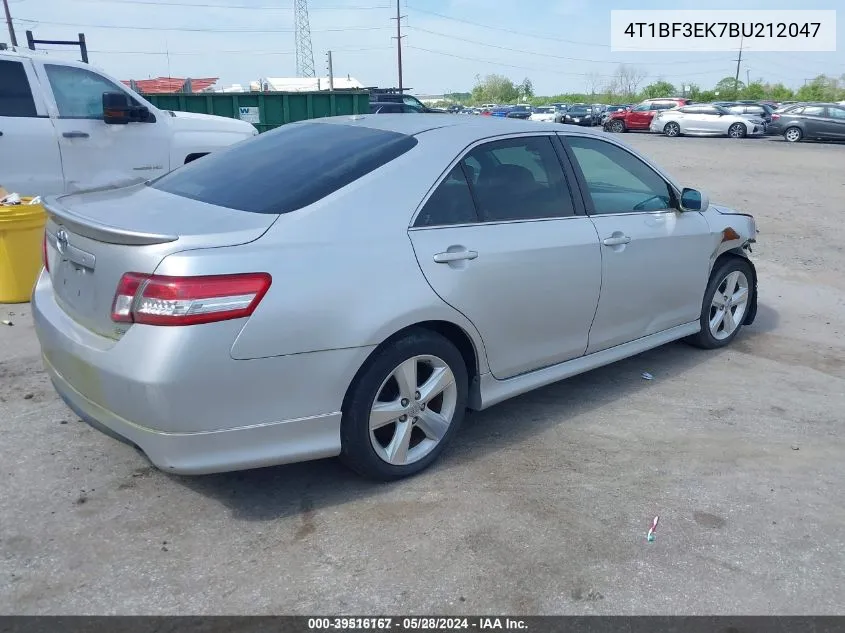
[444,65,845,107]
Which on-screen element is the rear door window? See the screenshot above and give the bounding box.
[152,122,418,214]
[414,165,478,227]
[0,60,37,117]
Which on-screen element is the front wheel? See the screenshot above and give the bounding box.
[663,122,681,137]
[340,329,468,480]
[784,126,803,143]
[686,258,754,350]
[610,119,625,133]
[728,122,747,138]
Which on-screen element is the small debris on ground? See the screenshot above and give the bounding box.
[647,515,659,542]
[1,320,12,326]
[23,393,33,400]
[641,372,654,380]
[791,445,800,451]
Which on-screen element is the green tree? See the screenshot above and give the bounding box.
[640,80,675,99]
[796,75,839,102]
[471,74,519,104]
[766,83,794,101]
[714,76,744,98]
[742,81,766,100]
[519,77,534,100]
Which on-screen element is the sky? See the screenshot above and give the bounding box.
[4,0,843,96]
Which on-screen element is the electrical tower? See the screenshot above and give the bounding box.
[294,0,315,78]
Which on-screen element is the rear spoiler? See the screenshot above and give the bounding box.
[44,195,178,246]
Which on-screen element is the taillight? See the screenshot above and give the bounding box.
[42,231,49,272]
[771,113,780,120]
[110,272,271,326]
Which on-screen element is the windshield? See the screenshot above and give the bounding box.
[569,107,590,113]
[535,107,555,113]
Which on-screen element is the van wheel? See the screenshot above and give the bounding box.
[340,329,468,480]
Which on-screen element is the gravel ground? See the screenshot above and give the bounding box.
[2,132,844,615]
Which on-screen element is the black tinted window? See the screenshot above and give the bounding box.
[0,60,37,117]
[414,165,478,227]
[567,136,674,215]
[152,122,417,214]
[462,136,574,222]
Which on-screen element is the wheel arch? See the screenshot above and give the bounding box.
[342,320,485,414]
[711,248,758,326]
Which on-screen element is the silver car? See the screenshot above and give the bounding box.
[650,104,766,138]
[33,116,759,480]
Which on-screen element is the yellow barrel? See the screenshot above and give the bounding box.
[0,198,48,303]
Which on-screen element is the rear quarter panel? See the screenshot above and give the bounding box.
[153,138,490,372]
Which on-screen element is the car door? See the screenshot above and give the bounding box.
[626,104,652,129]
[0,58,64,196]
[796,105,825,138]
[560,134,713,354]
[408,134,602,379]
[38,62,172,193]
[824,106,845,138]
[697,105,727,134]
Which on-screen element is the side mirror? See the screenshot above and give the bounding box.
[103,92,151,124]
[680,187,709,211]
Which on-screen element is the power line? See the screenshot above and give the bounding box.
[72,0,391,8]
[406,25,727,67]
[405,4,612,48]
[12,16,390,33]
[405,45,727,79]
[77,46,391,56]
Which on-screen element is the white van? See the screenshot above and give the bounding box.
[0,49,258,196]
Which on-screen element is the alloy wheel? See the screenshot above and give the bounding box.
[369,355,458,466]
[709,270,750,340]
[664,122,680,137]
[785,127,802,142]
[728,123,746,138]
[611,120,624,133]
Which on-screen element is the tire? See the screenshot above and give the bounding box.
[686,257,754,350]
[663,122,681,137]
[728,122,747,138]
[610,119,625,133]
[339,328,468,481]
[784,126,803,143]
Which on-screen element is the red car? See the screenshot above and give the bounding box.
[605,98,691,132]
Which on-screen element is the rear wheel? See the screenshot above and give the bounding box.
[340,329,468,480]
[784,126,803,143]
[610,119,625,133]
[686,258,753,350]
[728,122,747,138]
[663,122,681,137]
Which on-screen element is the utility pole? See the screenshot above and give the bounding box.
[326,50,334,91]
[391,0,405,91]
[2,0,17,47]
[733,35,743,97]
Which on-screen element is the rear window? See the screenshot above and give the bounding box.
[151,122,418,214]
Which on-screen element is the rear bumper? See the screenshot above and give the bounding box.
[32,270,374,474]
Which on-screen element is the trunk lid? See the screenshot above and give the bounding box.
[44,183,278,338]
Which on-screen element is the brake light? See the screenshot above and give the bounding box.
[771,113,780,120]
[111,272,272,326]
[42,231,49,272]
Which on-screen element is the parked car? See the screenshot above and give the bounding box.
[506,104,532,120]
[722,103,774,126]
[370,102,422,114]
[600,104,631,126]
[33,116,758,480]
[604,98,691,132]
[650,104,766,138]
[367,89,444,113]
[563,105,597,126]
[530,106,559,123]
[767,103,845,142]
[488,106,513,118]
[0,48,258,197]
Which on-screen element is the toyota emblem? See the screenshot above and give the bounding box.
[55,229,69,254]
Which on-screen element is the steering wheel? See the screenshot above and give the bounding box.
[633,195,666,211]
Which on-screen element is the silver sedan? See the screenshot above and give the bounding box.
[650,104,766,138]
[33,116,758,480]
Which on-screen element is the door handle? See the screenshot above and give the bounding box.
[602,235,631,246]
[62,131,90,138]
[433,250,478,263]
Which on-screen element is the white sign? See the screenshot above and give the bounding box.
[610,10,837,52]
[238,106,260,124]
